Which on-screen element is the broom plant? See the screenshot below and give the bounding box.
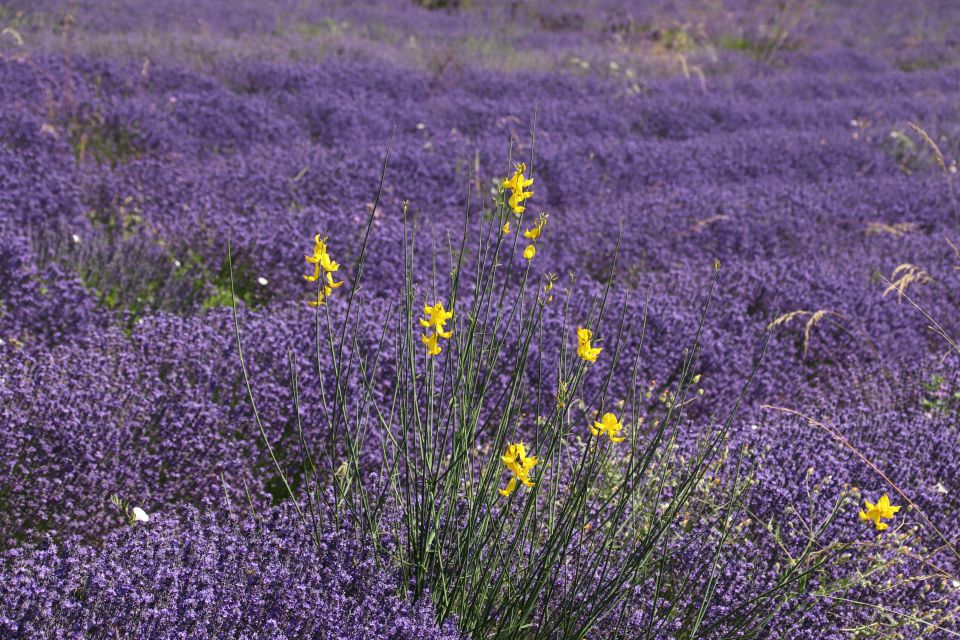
[230,124,844,638]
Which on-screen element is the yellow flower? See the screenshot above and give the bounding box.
[304,234,343,305]
[323,271,343,296]
[502,221,511,235]
[576,327,602,363]
[422,332,442,356]
[499,442,538,497]
[591,412,625,443]
[502,162,534,215]
[508,190,533,215]
[420,301,454,339]
[859,494,900,531]
[304,235,340,280]
[523,212,548,240]
[502,162,534,192]
[521,213,548,260]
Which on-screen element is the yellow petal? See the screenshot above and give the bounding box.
[304,264,321,281]
[326,273,343,289]
[422,333,441,356]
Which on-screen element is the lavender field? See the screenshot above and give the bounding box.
[2,1,960,637]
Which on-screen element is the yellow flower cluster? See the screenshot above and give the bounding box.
[521,211,548,261]
[576,327,602,363]
[420,300,454,356]
[498,442,538,497]
[304,235,343,307]
[495,332,616,498]
[498,412,631,500]
[523,213,547,241]
[502,162,534,215]
[500,163,545,260]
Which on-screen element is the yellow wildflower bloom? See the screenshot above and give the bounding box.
[318,251,339,274]
[502,162,534,192]
[508,190,533,215]
[523,245,536,260]
[323,271,343,296]
[304,234,343,305]
[859,494,900,531]
[523,212,548,240]
[422,332,442,356]
[502,162,534,215]
[420,301,454,339]
[304,235,340,280]
[576,327,602,363]
[499,442,538,496]
[591,412,625,443]
[502,221,511,235]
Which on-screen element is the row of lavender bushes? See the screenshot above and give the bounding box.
[3,2,960,635]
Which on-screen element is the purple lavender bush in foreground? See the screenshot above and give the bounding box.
[0,503,462,639]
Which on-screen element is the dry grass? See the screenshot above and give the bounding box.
[768,308,844,357]
[865,221,919,238]
[882,263,932,303]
